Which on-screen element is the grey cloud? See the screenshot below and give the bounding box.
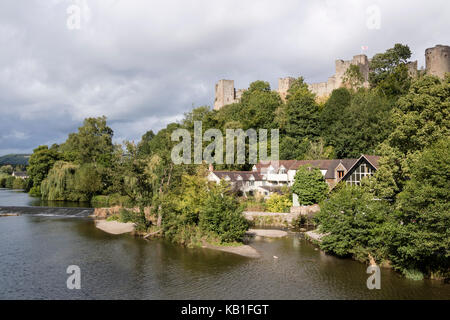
[0,0,449,155]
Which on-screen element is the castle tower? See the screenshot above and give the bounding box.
[277,77,296,102]
[334,54,369,88]
[214,79,236,110]
[425,45,450,79]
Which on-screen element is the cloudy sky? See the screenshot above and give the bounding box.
[0,0,449,155]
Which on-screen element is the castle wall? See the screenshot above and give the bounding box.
[214,80,240,110]
[277,77,296,101]
[213,45,446,109]
[308,54,370,98]
[426,45,450,79]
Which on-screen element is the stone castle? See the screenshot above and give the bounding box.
[214,44,450,110]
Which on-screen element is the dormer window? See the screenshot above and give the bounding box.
[338,170,345,179]
[279,166,286,174]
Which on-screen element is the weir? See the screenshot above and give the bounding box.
[0,206,94,217]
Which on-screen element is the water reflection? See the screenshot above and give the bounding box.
[1,189,449,300]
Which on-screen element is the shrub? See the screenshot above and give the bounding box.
[315,185,391,261]
[199,191,249,243]
[12,178,26,189]
[106,215,119,222]
[292,165,328,205]
[265,193,292,213]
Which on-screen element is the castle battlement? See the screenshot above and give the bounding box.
[213,44,449,110]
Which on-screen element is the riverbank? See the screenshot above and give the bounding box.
[95,220,136,235]
[202,241,261,258]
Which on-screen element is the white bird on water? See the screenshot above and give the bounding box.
[273,256,279,259]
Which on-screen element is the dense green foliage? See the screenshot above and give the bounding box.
[27,145,61,195]
[24,44,449,275]
[0,174,26,189]
[316,74,450,280]
[292,166,328,205]
[316,186,390,261]
[382,137,450,279]
[265,192,292,213]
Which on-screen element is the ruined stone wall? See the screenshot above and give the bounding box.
[277,77,296,101]
[426,45,450,79]
[308,54,370,98]
[214,80,245,110]
[213,45,447,109]
[214,79,235,110]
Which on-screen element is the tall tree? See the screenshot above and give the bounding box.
[27,145,61,193]
[373,75,450,199]
[369,43,413,96]
[60,116,114,166]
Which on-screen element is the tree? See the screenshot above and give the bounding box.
[292,165,328,205]
[343,64,365,89]
[40,161,83,201]
[60,116,114,166]
[320,88,393,158]
[137,130,155,156]
[199,185,249,243]
[369,43,412,88]
[74,164,103,200]
[315,185,390,261]
[239,81,282,130]
[373,75,450,199]
[284,78,320,141]
[0,165,13,175]
[27,145,61,194]
[382,137,450,279]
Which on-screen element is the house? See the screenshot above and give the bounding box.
[207,155,380,197]
[12,171,29,179]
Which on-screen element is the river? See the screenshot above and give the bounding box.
[0,188,448,300]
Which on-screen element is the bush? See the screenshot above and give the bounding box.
[106,215,119,222]
[315,185,391,261]
[12,178,26,189]
[292,165,328,205]
[29,186,41,197]
[265,193,292,213]
[199,190,249,243]
[91,195,109,207]
[91,194,133,208]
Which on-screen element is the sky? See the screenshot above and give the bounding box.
[0,0,449,155]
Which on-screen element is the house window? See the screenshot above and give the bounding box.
[338,170,345,179]
[346,162,373,186]
[248,181,255,186]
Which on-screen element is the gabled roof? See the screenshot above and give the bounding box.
[340,155,380,182]
[255,156,380,179]
[211,171,262,182]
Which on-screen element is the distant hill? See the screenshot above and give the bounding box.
[0,154,31,166]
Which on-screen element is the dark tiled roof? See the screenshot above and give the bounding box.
[256,156,380,179]
[12,171,28,177]
[212,171,262,181]
[363,155,380,169]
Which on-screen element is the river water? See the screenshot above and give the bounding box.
[0,189,448,300]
